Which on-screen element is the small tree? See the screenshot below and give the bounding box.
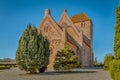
[16,24,50,73]
[103,54,114,70]
[54,46,80,71]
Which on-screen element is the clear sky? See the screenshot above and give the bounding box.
[0,0,119,62]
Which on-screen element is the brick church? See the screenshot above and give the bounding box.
[38,9,93,70]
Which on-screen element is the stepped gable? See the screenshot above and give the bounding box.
[38,9,93,70]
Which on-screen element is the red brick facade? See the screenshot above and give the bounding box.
[38,9,93,70]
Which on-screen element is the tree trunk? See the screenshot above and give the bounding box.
[39,67,46,73]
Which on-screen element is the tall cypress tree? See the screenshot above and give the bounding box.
[109,5,120,79]
[114,5,120,59]
[16,24,50,73]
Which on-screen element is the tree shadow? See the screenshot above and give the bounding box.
[18,69,97,76]
[39,70,97,75]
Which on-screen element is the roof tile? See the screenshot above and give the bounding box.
[71,13,90,23]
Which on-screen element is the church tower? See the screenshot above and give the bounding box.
[71,13,93,67]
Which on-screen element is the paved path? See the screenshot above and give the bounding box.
[0,68,112,80]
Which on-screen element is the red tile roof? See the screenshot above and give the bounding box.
[71,13,90,23]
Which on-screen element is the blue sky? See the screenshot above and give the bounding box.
[0,0,119,62]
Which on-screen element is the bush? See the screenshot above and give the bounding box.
[109,60,120,80]
[0,66,10,70]
[54,46,81,71]
[104,65,108,70]
[115,72,120,80]
[103,54,114,70]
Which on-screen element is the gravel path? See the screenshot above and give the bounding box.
[0,68,112,80]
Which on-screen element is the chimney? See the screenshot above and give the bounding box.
[45,9,50,16]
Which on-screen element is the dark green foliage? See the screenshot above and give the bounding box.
[54,46,80,71]
[104,54,114,70]
[115,72,120,80]
[16,24,50,73]
[0,66,10,70]
[109,60,120,80]
[0,64,16,67]
[109,5,120,80]
[114,5,120,60]
[38,34,50,72]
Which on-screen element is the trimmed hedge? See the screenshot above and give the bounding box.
[0,66,10,70]
[0,64,16,67]
[109,60,120,80]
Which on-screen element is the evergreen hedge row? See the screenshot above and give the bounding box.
[0,66,10,70]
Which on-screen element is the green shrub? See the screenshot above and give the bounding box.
[104,65,109,70]
[54,46,81,71]
[115,72,120,80]
[110,5,120,80]
[103,54,114,70]
[109,60,120,80]
[0,66,10,70]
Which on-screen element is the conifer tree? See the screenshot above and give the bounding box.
[114,5,120,59]
[109,5,120,79]
[54,46,80,71]
[16,24,50,73]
